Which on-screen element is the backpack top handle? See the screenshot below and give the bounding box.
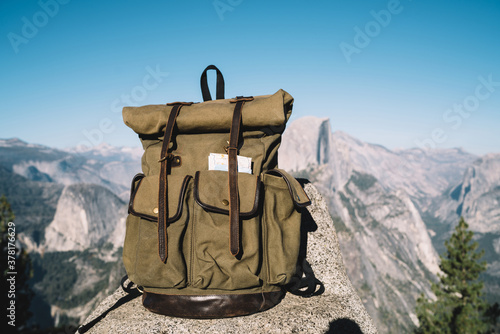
[200,65,225,101]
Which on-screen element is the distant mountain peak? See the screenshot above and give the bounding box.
[64,143,143,163]
[67,142,115,153]
[0,137,42,148]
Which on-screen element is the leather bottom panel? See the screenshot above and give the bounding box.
[142,290,285,319]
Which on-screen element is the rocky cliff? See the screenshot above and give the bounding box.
[278,116,492,333]
[0,139,139,327]
[430,153,500,301]
[78,183,378,334]
[44,183,126,252]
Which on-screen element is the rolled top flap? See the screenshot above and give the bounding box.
[123,89,293,135]
[128,174,191,222]
[194,171,260,217]
[263,169,311,207]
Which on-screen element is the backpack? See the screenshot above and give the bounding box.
[122,65,311,318]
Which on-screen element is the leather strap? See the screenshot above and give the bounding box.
[200,65,225,101]
[158,102,191,263]
[227,100,244,256]
[77,276,142,333]
[142,289,284,318]
[286,258,325,297]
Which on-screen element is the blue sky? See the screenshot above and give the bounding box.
[1,0,499,155]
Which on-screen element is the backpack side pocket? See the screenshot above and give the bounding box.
[123,173,191,288]
[262,169,311,285]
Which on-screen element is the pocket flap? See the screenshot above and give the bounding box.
[194,171,260,217]
[263,169,311,207]
[128,173,191,222]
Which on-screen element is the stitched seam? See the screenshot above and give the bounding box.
[262,182,271,285]
[134,217,142,282]
[259,290,266,311]
[189,189,196,286]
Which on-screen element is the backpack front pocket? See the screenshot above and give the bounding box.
[262,169,311,285]
[123,173,191,288]
[191,170,261,290]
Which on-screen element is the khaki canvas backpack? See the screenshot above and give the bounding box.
[122,65,312,318]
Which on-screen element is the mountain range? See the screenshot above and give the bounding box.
[0,118,498,332]
[279,116,499,332]
[0,138,140,327]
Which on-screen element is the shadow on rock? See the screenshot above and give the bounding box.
[327,318,363,334]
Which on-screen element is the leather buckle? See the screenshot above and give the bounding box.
[166,102,194,106]
[229,96,254,103]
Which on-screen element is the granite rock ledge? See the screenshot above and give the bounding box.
[78,182,378,334]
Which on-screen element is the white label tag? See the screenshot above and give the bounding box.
[208,153,252,174]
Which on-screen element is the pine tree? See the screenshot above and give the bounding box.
[1,195,34,331]
[415,217,499,334]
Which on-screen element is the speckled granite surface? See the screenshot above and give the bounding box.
[77,183,378,334]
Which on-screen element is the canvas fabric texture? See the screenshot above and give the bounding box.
[121,66,311,318]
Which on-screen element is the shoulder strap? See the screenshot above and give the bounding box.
[286,258,325,297]
[77,276,141,333]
